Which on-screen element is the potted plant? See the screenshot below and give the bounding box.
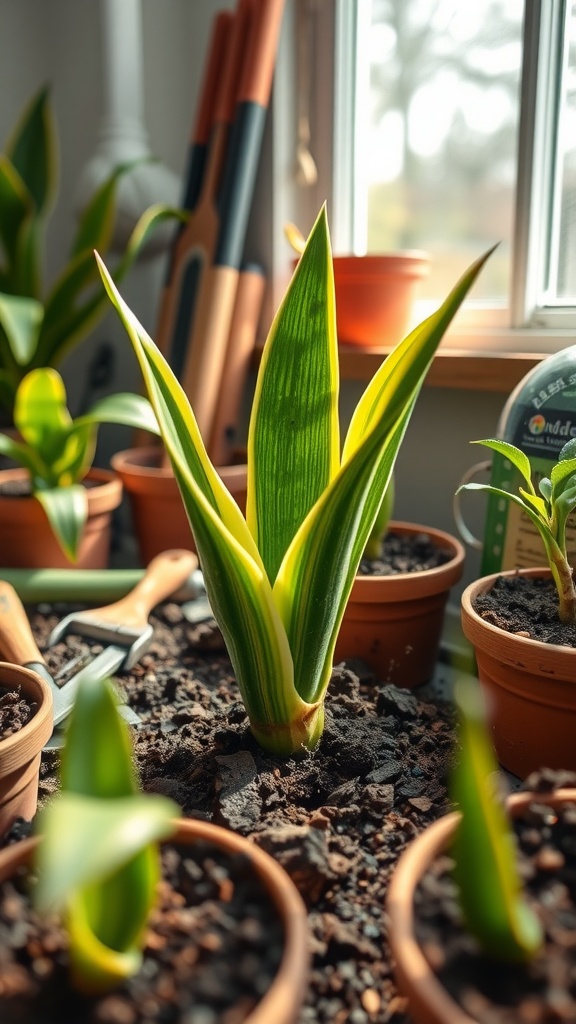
[0,85,183,425]
[97,205,491,756]
[457,436,576,778]
[0,366,159,568]
[387,677,576,1024]
[334,472,465,686]
[0,661,53,840]
[0,672,309,1022]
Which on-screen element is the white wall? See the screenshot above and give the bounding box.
[0,1,507,594]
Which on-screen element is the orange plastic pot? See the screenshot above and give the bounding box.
[0,816,309,1024]
[111,446,248,565]
[461,567,576,779]
[0,467,122,569]
[387,788,576,1024]
[333,252,430,348]
[334,522,465,687]
[0,662,53,839]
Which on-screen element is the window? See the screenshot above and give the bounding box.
[298,0,576,354]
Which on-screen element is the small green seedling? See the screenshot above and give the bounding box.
[33,675,178,993]
[0,366,159,560]
[450,679,543,962]
[457,438,576,622]
[0,86,184,419]
[98,207,493,756]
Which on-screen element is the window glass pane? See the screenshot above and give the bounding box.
[548,1,576,303]
[361,0,524,303]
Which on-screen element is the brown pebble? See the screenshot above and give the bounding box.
[361,987,381,1014]
[535,846,565,871]
[409,796,432,812]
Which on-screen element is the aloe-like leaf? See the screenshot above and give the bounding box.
[0,430,40,475]
[38,205,186,368]
[0,293,43,364]
[248,207,339,582]
[61,672,137,798]
[35,793,175,914]
[35,484,86,561]
[539,476,552,503]
[14,366,72,464]
[0,155,33,266]
[5,85,57,218]
[70,164,126,259]
[518,486,549,520]
[451,679,543,962]
[550,455,576,494]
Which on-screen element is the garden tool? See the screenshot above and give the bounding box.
[0,549,198,747]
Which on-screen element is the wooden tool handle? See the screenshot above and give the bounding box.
[194,11,234,146]
[240,0,285,104]
[84,549,199,632]
[0,580,46,667]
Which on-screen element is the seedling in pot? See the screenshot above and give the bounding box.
[450,678,543,962]
[457,437,576,622]
[97,206,493,756]
[33,674,178,993]
[0,366,159,560]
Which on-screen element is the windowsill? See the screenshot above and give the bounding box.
[337,346,545,391]
[253,342,546,392]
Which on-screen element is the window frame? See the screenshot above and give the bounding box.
[296,0,576,358]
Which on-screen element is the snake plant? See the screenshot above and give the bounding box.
[98,207,492,755]
[0,366,159,560]
[34,674,178,993]
[0,85,184,419]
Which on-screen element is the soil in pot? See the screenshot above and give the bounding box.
[358,530,454,577]
[0,837,284,1024]
[0,687,38,740]
[472,573,576,648]
[412,770,576,1024]
[8,600,464,1024]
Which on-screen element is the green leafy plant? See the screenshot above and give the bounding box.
[0,366,159,560]
[33,674,178,993]
[98,206,492,756]
[0,85,184,419]
[457,437,576,622]
[450,678,543,962]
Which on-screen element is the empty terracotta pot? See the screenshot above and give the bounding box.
[111,446,248,565]
[333,251,430,348]
[0,662,53,839]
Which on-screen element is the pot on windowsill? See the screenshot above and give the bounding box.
[386,786,576,1024]
[111,445,248,565]
[461,567,576,779]
[333,251,431,348]
[334,521,465,687]
[0,466,122,569]
[0,816,309,1024]
[0,663,53,841]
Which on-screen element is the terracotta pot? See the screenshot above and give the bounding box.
[386,788,576,1024]
[111,446,248,565]
[334,522,465,687]
[0,467,122,569]
[0,662,53,839]
[461,567,576,779]
[333,252,430,348]
[0,816,309,1024]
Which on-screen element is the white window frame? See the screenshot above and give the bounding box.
[288,0,576,356]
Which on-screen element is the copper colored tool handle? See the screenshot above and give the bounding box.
[0,580,47,668]
[82,549,199,632]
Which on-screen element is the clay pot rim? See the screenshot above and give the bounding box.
[461,567,576,665]
[0,663,53,773]
[0,816,309,1024]
[351,521,465,601]
[333,251,431,273]
[0,466,122,514]
[111,446,247,482]
[386,788,576,1024]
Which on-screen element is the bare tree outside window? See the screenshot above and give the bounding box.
[364,0,524,301]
